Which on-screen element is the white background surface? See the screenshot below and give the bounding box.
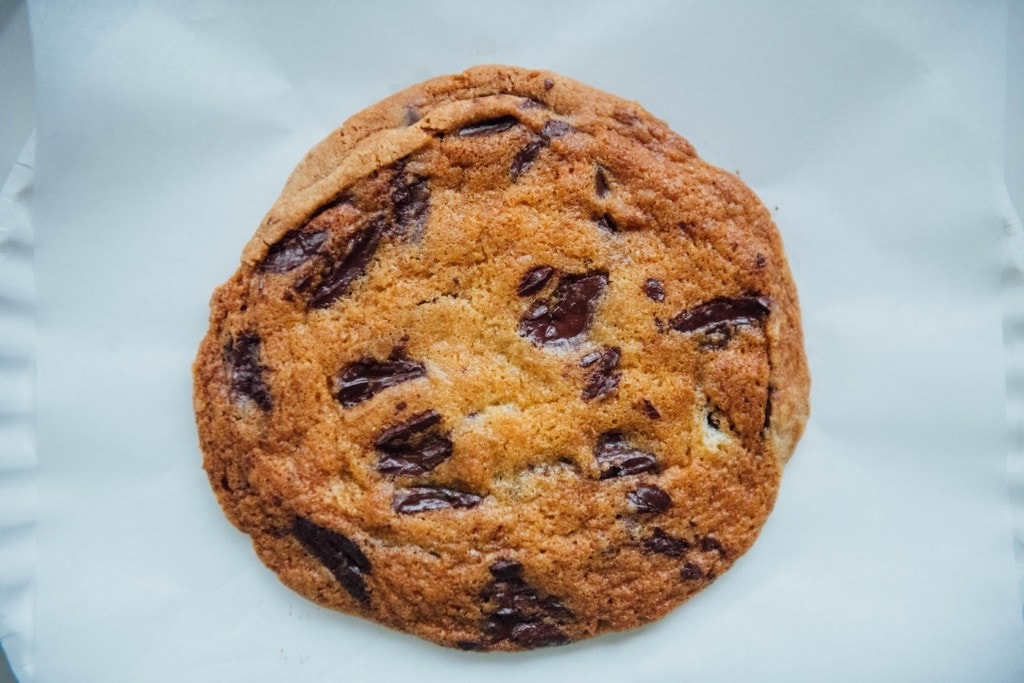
[5,1,1024,681]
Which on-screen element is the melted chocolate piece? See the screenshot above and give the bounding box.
[644,278,665,302]
[669,295,770,335]
[680,562,704,581]
[628,485,672,514]
[489,559,524,580]
[292,517,371,603]
[640,399,661,419]
[509,621,569,649]
[581,347,621,401]
[594,432,657,479]
[519,272,608,345]
[700,535,724,554]
[308,219,385,309]
[260,229,329,273]
[225,332,273,411]
[334,353,426,407]
[392,487,482,513]
[542,120,574,139]
[392,173,430,238]
[595,166,610,197]
[374,410,453,476]
[516,265,555,297]
[479,572,572,649]
[642,527,690,557]
[511,137,546,180]
[458,115,519,136]
[594,213,618,233]
[510,120,574,180]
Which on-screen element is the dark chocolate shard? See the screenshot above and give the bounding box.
[489,559,524,580]
[458,115,519,137]
[644,278,666,302]
[292,517,371,603]
[628,485,672,514]
[542,120,574,139]
[308,218,385,309]
[479,572,573,649]
[642,527,690,557]
[226,332,273,411]
[680,562,704,581]
[511,137,546,180]
[595,166,611,197]
[594,213,617,233]
[260,229,329,274]
[516,265,555,297]
[640,399,661,419]
[392,173,430,238]
[334,352,426,407]
[510,621,569,649]
[374,410,453,476]
[581,347,621,401]
[392,486,482,513]
[510,120,574,180]
[669,295,770,335]
[519,272,608,345]
[700,535,724,554]
[594,432,657,479]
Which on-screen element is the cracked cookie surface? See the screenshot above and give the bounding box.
[193,64,809,651]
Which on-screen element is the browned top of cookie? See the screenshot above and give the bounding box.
[193,64,809,651]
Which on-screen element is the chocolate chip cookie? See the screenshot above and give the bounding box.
[193,65,810,651]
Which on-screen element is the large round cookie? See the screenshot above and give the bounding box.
[193,65,809,651]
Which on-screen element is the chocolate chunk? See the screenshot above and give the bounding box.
[516,265,555,297]
[594,213,617,233]
[579,351,602,367]
[519,272,608,345]
[628,485,672,514]
[595,167,610,197]
[260,229,329,274]
[456,640,484,651]
[581,347,621,401]
[392,174,430,238]
[225,332,273,411]
[376,409,441,445]
[668,295,770,335]
[700,535,724,554]
[489,559,524,580]
[458,115,519,136]
[480,573,572,649]
[374,410,453,476]
[680,562,704,581]
[292,517,371,603]
[542,120,573,139]
[643,278,665,302]
[510,120,574,180]
[510,621,569,649]
[335,353,426,407]
[392,487,482,513]
[543,78,555,90]
[755,252,768,268]
[642,527,690,557]
[401,105,421,126]
[640,399,661,419]
[594,432,657,479]
[308,218,385,309]
[511,137,546,180]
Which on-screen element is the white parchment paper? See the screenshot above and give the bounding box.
[18,1,1024,681]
